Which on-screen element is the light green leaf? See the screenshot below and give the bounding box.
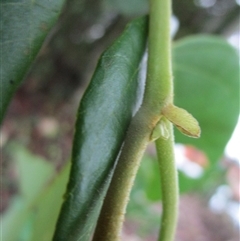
[29,162,71,241]
[0,0,65,124]
[11,144,55,202]
[1,197,29,241]
[2,163,70,241]
[2,144,55,241]
[173,35,239,184]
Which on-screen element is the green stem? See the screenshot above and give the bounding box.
[92,110,153,241]
[143,0,173,111]
[155,119,178,241]
[92,0,175,240]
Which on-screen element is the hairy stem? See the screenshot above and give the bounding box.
[92,110,153,241]
[143,0,173,111]
[156,119,178,241]
[93,0,175,240]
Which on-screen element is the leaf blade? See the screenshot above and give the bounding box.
[0,0,65,124]
[53,17,147,241]
[173,35,239,163]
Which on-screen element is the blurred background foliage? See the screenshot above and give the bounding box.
[1,0,239,240]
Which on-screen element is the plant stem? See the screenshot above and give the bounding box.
[93,0,175,240]
[92,110,153,241]
[155,119,178,241]
[143,0,173,111]
[148,2,178,240]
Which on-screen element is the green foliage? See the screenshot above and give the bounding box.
[53,17,148,241]
[1,144,70,241]
[173,35,239,191]
[28,162,70,241]
[0,0,65,124]
[173,35,239,161]
[1,2,239,239]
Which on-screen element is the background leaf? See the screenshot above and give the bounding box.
[2,144,55,241]
[173,35,239,191]
[2,184,70,241]
[12,144,55,202]
[28,162,70,241]
[53,17,147,241]
[0,0,65,124]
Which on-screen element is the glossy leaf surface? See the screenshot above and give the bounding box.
[53,17,147,241]
[0,0,65,124]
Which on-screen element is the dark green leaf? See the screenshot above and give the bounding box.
[0,0,65,124]
[53,17,147,241]
[105,0,148,16]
